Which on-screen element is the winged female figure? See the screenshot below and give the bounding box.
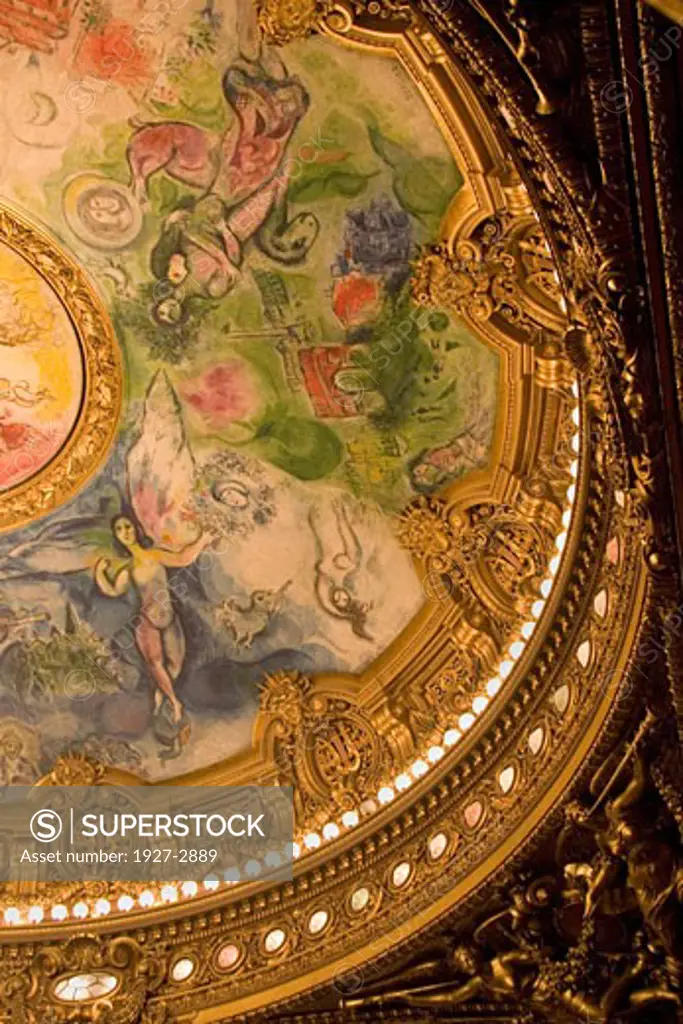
[0,371,213,740]
[94,516,209,724]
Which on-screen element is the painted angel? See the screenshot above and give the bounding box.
[94,516,209,724]
[0,371,212,733]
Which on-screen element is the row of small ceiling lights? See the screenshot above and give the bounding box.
[293,380,581,856]
[2,383,580,927]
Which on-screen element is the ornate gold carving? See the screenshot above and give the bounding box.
[351,0,413,20]
[256,0,413,45]
[260,672,393,828]
[518,224,563,307]
[414,236,525,329]
[468,502,549,601]
[344,724,683,1020]
[255,0,333,44]
[0,205,122,533]
[36,753,107,788]
[413,215,566,340]
[0,486,640,1021]
[0,936,170,1023]
[404,650,480,746]
[0,6,671,1024]
[397,497,553,616]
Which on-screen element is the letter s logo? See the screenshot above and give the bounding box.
[30,809,63,843]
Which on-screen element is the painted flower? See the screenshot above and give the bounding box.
[75,20,152,86]
[180,361,259,430]
[332,272,382,328]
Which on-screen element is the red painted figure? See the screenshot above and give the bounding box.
[126,62,310,210]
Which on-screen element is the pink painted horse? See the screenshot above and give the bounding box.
[126,63,310,210]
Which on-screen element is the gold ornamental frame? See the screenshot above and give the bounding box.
[0,204,123,533]
[0,3,655,1022]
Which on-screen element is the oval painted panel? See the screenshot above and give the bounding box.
[0,241,83,492]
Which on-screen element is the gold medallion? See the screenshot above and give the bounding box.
[0,205,122,532]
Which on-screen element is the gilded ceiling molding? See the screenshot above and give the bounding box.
[414,0,671,574]
[342,715,683,1020]
[255,0,334,45]
[412,213,566,340]
[257,671,398,828]
[255,0,413,45]
[0,935,171,1024]
[643,0,683,18]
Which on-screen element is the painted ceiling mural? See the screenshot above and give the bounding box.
[0,0,498,779]
[0,241,84,491]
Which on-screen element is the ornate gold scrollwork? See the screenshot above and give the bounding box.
[255,0,335,44]
[258,672,394,828]
[397,496,554,619]
[0,5,671,1023]
[413,214,567,342]
[0,936,170,1023]
[255,0,414,45]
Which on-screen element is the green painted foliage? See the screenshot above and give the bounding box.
[253,408,343,480]
[368,124,463,229]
